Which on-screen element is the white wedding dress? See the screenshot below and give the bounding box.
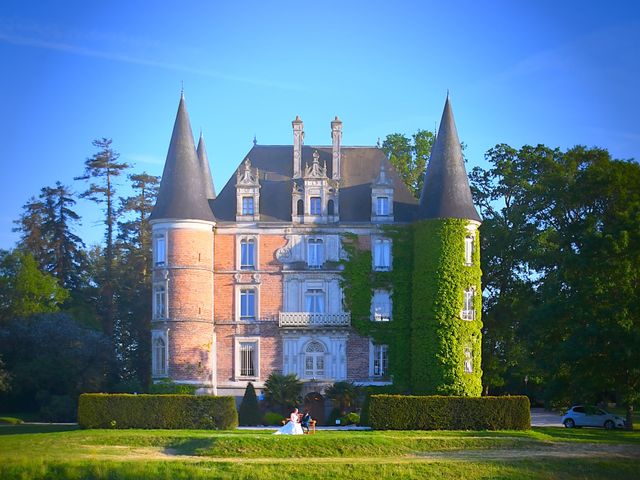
[274,412,304,435]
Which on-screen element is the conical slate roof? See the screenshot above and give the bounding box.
[150,95,216,222]
[418,96,481,222]
[197,133,216,199]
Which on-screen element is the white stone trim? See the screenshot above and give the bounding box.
[234,336,260,381]
[236,234,259,271]
[151,329,169,378]
[151,220,215,230]
[235,283,260,322]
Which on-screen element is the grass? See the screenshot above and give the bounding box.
[0,417,24,425]
[1,426,639,479]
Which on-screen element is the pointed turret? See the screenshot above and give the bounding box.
[197,133,216,200]
[151,95,215,222]
[418,96,481,222]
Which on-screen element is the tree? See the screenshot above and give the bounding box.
[382,129,435,198]
[0,250,69,323]
[263,372,302,416]
[75,138,129,337]
[0,355,10,392]
[325,381,359,415]
[238,382,261,425]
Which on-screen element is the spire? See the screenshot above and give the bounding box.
[417,96,481,222]
[197,133,216,199]
[150,95,215,222]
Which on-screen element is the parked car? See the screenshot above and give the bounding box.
[562,405,626,429]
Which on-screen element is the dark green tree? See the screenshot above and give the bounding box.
[325,381,359,415]
[0,250,69,323]
[238,382,261,425]
[263,372,302,416]
[75,138,129,337]
[0,355,10,392]
[382,129,435,198]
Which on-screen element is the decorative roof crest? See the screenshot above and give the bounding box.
[237,158,260,186]
[304,150,327,178]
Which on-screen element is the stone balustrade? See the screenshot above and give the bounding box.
[278,312,351,328]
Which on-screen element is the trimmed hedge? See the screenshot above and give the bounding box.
[78,394,238,430]
[369,395,530,430]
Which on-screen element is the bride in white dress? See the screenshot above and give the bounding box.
[274,408,304,435]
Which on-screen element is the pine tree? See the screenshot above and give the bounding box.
[75,138,129,337]
[238,382,262,426]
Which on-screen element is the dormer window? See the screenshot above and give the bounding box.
[310,197,321,215]
[242,197,254,215]
[376,197,390,216]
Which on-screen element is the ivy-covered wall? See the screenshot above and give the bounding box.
[341,218,482,396]
[411,218,482,395]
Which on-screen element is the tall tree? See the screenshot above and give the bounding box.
[382,129,435,198]
[75,138,129,337]
[13,196,48,268]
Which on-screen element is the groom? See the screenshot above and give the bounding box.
[300,410,312,434]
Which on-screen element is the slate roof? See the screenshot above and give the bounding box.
[212,146,418,222]
[197,133,216,199]
[418,97,481,222]
[150,96,216,222]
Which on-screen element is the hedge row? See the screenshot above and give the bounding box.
[78,394,238,430]
[369,395,530,430]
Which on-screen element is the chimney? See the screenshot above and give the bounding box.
[292,115,304,178]
[331,116,342,180]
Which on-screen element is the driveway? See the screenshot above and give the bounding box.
[531,408,563,427]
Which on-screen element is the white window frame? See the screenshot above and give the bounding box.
[154,233,167,266]
[310,196,322,215]
[371,289,392,321]
[303,340,327,379]
[235,337,260,380]
[151,330,169,377]
[464,346,473,373]
[373,237,392,271]
[465,235,474,266]
[238,236,257,270]
[461,288,475,321]
[370,342,389,378]
[305,288,325,313]
[307,238,324,268]
[376,196,390,216]
[242,196,254,215]
[238,287,257,321]
[153,282,168,319]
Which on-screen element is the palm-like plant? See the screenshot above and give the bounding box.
[325,381,359,415]
[263,372,302,416]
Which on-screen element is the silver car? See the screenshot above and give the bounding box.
[562,405,626,429]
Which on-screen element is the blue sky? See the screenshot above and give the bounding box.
[0,0,638,249]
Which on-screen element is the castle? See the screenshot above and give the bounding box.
[149,94,482,415]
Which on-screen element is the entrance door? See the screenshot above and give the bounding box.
[304,392,325,426]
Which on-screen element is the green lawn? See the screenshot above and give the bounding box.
[1,425,639,479]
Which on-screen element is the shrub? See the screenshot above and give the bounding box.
[149,379,197,395]
[359,385,399,426]
[340,412,360,426]
[238,382,261,426]
[369,395,530,430]
[263,411,283,426]
[78,394,238,429]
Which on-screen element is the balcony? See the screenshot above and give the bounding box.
[279,312,351,328]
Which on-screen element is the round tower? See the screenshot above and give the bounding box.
[411,95,483,396]
[149,94,217,393]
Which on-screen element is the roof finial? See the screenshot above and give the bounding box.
[446,88,450,100]
[180,80,184,99]
[376,137,381,148]
[253,134,257,146]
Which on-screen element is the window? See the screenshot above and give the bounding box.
[154,235,166,265]
[373,344,388,377]
[297,199,304,216]
[372,290,392,321]
[240,239,255,270]
[310,197,321,215]
[376,196,389,216]
[462,288,475,321]
[305,289,325,313]
[304,341,326,378]
[152,336,167,375]
[373,238,391,270]
[307,239,324,268]
[154,284,167,319]
[465,236,474,265]
[239,342,257,377]
[242,196,254,215]
[327,199,335,216]
[464,347,473,373]
[240,289,256,320]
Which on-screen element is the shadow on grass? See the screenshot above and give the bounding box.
[166,437,216,455]
[0,424,79,436]
[533,426,640,445]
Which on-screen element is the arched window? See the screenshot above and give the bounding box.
[327,199,335,216]
[297,199,304,216]
[153,337,166,375]
[304,341,326,378]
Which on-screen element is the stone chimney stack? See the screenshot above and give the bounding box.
[292,115,304,178]
[331,116,342,180]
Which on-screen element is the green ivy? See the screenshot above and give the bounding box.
[340,218,482,396]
